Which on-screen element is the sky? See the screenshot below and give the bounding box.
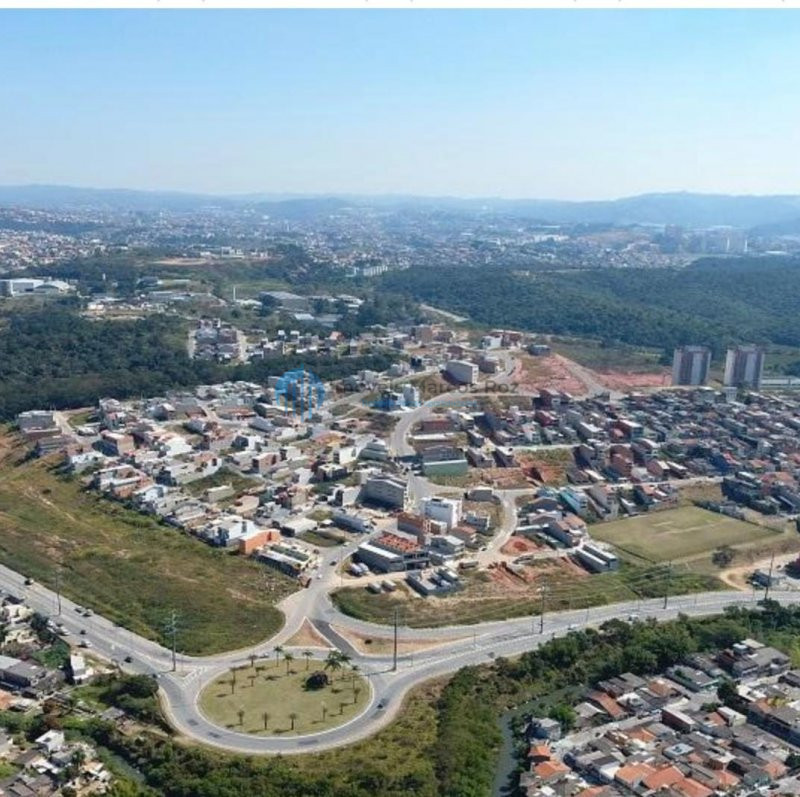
[2,10,800,200]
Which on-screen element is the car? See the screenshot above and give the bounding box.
[82,610,92,617]
[329,561,336,566]
[23,577,33,586]
[123,655,133,663]
[567,623,578,631]
[79,629,87,635]
[79,640,92,648]
[627,613,640,622]
[376,699,386,710]
[316,573,322,580]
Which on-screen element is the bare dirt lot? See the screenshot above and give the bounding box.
[512,355,587,395]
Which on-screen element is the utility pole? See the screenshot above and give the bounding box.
[165,611,179,672]
[539,582,548,634]
[765,552,776,601]
[392,608,399,672]
[663,562,672,610]
[54,567,62,616]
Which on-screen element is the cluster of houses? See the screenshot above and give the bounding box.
[191,319,246,362]
[352,492,494,594]
[521,639,799,797]
[426,386,800,521]
[0,594,118,796]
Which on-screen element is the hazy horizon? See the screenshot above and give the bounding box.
[3,10,800,199]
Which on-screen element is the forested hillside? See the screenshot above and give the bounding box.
[382,256,800,356]
[0,309,396,419]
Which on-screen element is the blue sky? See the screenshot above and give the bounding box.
[1,10,799,199]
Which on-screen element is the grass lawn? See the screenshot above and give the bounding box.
[550,337,665,373]
[199,657,370,736]
[0,431,296,655]
[591,506,778,564]
[184,467,261,499]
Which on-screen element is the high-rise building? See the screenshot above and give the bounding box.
[672,346,711,386]
[723,346,765,389]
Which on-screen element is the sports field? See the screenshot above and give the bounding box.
[591,506,776,563]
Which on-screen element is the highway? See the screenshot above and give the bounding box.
[0,556,792,755]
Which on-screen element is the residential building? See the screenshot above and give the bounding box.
[420,496,462,530]
[360,474,408,509]
[724,346,765,389]
[445,359,479,385]
[421,445,469,477]
[672,346,712,386]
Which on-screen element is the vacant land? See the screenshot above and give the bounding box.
[0,431,295,654]
[591,506,777,564]
[200,657,370,736]
[184,467,261,499]
[332,559,719,629]
[551,339,664,373]
[516,448,573,486]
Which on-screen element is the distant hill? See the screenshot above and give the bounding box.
[3,184,800,228]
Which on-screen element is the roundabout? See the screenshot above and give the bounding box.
[198,652,371,738]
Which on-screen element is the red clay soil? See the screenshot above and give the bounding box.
[511,356,587,396]
[500,536,542,556]
[597,371,671,391]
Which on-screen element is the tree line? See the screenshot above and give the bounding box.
[380,256,800,358]
[15,601,791,797]
[0,308,397,420]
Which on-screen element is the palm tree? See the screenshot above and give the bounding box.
[353,686,362,704]
[248,674,256,688]
[323,651,343,678]
[249,653,257,670]
[336,652,352,680]
[262,711,270,730]
[303,650,313,670]
[273,645,284,667]
[237,708,245,727]
[284,651,295,675]
[350,664,360,683]
[321,703,327,721]
[288,711,298,731]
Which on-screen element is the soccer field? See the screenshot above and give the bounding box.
[591,506,776,563]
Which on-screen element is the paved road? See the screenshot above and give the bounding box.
[0,558,792,755]
[0,353,777,754]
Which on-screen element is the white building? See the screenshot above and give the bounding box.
[402,384,421,408]
[361,474,408,509]
[0,278,73,297]
[724,345,765,389]
[421,496,462,530]
[445,359,479,385]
